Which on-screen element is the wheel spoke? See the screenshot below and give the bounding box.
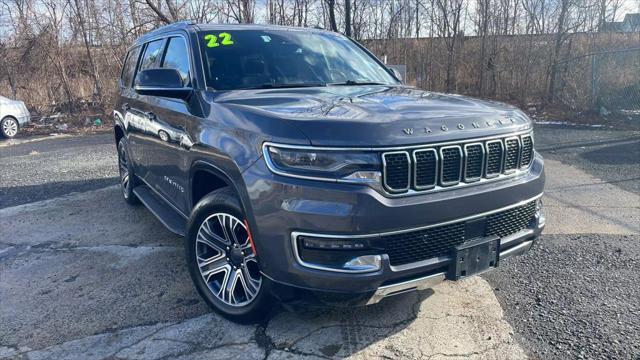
[121,172,129,188]
[199,221,230,247]
[240,265,259,297]
[223,269,240,304]
[215,214,234,244]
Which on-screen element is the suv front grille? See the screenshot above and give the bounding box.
[520,135,534,168]
[382,152,410,192]
[382,133,533,194]
[504,137,521,173]
[486,200,537,238]
[440,146,463,185]
[464,143,484,181]
[485,140,504,177]
[383,200,537,266]
[413,149,438,189]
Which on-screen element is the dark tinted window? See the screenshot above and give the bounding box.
[198,30,398,90]
[121,46,141,87]
[162,37,190,86]
[139,39,166,71]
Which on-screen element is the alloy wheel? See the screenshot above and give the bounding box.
[2,118,18,137]
[195,213,261,307]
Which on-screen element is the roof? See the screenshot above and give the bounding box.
[136,21,330,44]
[624,13,640,27]
[600,13,640,32]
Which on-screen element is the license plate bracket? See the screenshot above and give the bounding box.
[448,236,500,280]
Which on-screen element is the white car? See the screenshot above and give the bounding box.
[0,96,30,138]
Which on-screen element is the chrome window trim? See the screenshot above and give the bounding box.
[503,136,522,174]
[134,86,194,92]
[412,148,438,190]
[520,134,534,169]
[382,151,411,193]
[484,139,504,178]
[463,142,485,183]
[439,145,463,187]
[290,193,543,273]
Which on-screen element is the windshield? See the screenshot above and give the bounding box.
[198,29,399,90]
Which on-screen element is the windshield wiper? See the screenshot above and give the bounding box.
[329,80,386,86]
[238,83,327,90]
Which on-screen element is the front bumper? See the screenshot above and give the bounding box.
[242,153,545,304]
[366,223,542,305]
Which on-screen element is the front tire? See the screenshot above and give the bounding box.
[1,117,19,138]
[185,188,272,324]
[117,138,139,205]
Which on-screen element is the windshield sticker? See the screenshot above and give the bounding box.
[261,35,271,43]
[204,33,234,48]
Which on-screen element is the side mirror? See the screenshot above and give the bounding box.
[134,69,192,99]
[389,67,403,83]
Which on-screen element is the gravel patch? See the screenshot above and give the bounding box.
[0,133,117,208]
[484,234,640,359]
[534,124,640,195]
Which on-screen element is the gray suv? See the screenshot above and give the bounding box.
[114,21,545,323]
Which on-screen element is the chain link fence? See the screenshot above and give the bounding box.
[551,47,640,119]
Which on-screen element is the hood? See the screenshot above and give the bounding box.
[213,85,532,147]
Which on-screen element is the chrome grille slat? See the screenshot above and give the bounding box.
[503,137,521,173]
[463,143,484,182]
[440,146,463,186]
[520,135,534,168]
[382,151,410,192]
[485,140,504,178]
[413,149,438,190]
[381,132,534,195]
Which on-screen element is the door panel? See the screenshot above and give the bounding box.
[144,98,191,213]
[139,35,196,215]
[126,39,167,184]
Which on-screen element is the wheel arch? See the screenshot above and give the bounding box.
[113,110,125,146]
[189,160,251,215]
[1,115,18,122]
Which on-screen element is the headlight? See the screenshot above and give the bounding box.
[263,143,381,185]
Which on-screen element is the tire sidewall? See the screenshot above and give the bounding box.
[185,189,271,323]
[117,138,138,204]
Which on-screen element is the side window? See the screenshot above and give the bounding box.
[162,37,190,86]
[139,39,166,71]
[121,46,141,88]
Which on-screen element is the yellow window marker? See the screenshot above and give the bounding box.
[205,33,234,48]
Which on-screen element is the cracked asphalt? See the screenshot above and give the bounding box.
[1,124,639,359]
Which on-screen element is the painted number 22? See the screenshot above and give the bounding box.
[204,33,234,48]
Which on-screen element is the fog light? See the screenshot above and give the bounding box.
[344,255,382,272]
[295,234,382,273]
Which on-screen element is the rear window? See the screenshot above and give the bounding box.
[121,46,141,88]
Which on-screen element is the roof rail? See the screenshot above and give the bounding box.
[141,20,196,39]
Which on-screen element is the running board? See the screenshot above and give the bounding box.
[133,185,186,237]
